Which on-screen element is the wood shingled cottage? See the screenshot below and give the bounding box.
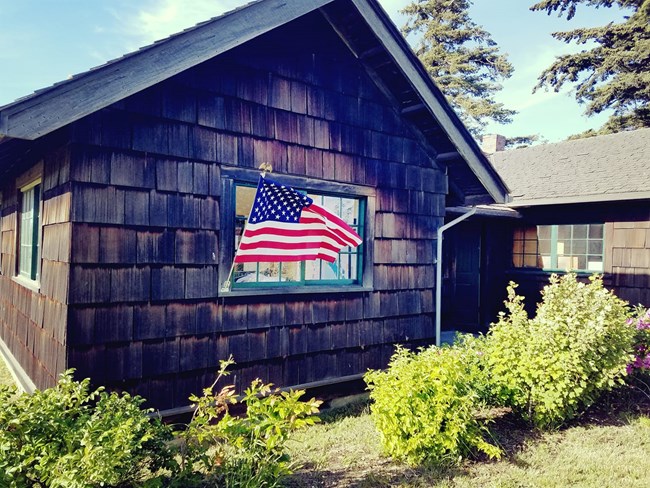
[0,0,507,411]
[441,130,650,334]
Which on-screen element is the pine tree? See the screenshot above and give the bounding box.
[401,0,516,135]
[532,0,650,136]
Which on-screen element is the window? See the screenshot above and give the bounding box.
[18,180,42,282]
[231,183,364,288]
[513,224,604,272]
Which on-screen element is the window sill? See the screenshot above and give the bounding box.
[508,268,603,277]
[219,285,373,298]
[11,275,40,293]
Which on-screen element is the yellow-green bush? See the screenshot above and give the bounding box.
[486,274,635,428]
[365,345,501,466]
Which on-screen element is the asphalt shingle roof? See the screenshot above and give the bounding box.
[489,128,650,207]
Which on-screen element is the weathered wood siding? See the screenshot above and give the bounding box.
[606,221,650,306]
[64,13,446,409]
[0,139,71,388]
[502,213,650,317]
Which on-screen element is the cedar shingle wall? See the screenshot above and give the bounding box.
[607,221,650,306]
[0,146,71,389]
[65,14,445,409]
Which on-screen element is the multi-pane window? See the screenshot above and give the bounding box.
[232,183,364,288]
[513,224,604,272]
[18,181,41,281]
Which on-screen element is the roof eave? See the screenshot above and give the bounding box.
[0,0,510,207]
[0,0,334,140]
[508,191,650,208]
[348,0,509,204]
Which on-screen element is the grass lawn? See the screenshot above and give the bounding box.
[0,354,16,388]
[285,391,650,488]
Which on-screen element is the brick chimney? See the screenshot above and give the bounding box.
[481,134,506,153]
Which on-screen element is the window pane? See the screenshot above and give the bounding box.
[571,240,587,255]
[513,240,524,254]
[587,256,603,272]
[557,256,575,270]
[513,254,523,267]
[523,239,538,254]
[524,254,538,267]
[341,198,358,225]
[234,262,259,283]
[537,225,551,239]
[235,186,257,217]
[305,260,321,280]
[588,240,603,254]
[573,225,588,239]
[577,256,587,270]
[321,260,339,280]
[524,227,537,240]
[306,259,341,281]
[538,240,551,255]
[589,224,604,239]
[19,185,40,280]
[323,196,340,216]
[259,262,280,281]
[556,240,569,256]
[340,252,359,280]
[557,225,571,240]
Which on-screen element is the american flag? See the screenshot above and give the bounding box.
[234,177,362,263]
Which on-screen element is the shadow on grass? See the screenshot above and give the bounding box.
[285,379,650,487]
[283,462,467,488]
[317,399,372,424]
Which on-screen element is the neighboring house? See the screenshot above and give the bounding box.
[0,0,507,410]
[443,129,650,332]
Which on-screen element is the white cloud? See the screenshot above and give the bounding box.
[113,0,243,50]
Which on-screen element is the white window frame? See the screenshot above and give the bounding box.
[14,173,43,290]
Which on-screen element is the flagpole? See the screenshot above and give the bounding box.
[220,164,272,292]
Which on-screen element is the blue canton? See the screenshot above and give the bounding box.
[249,178,313,224]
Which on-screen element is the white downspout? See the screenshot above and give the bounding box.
[435,206,477,346]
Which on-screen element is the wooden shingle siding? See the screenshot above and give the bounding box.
[607,221,650,306]
[54,13,447,409]
[0,142,71,389]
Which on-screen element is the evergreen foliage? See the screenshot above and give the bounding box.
[401,0,516,135]
[532,0,650,136]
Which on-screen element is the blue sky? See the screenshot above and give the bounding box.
[0,0,629,142]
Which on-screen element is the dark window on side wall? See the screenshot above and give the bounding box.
[513,224,604,273]
[232,182,365,288]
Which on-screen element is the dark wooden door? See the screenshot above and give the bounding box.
[451,223,481,331]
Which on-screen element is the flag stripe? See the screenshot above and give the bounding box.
[304,204,362,246]
[242,223,353,248]
[239,237,345,253]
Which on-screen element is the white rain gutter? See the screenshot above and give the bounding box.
[435,206,477,346]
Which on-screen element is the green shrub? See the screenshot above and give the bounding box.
[486,274,635,428]
[365,345,501,466]
[0,371,173,488]
[0,361,321,487]
[176,358,322,487]
[627,306,650,375]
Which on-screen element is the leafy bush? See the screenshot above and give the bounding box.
[365,345,501,466]
[176,358,322,487]
[0,362,321,487]
[627,307,650,374]
[0,371,173,488]
[486,274,635,428]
